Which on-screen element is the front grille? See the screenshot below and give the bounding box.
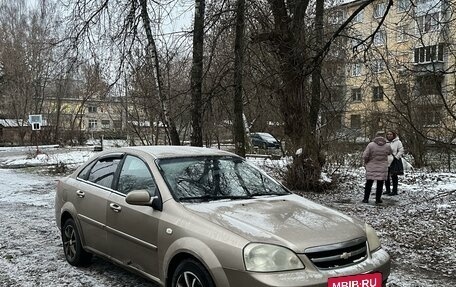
[304,237,367,269]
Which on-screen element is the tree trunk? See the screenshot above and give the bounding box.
[190,0,205,147]
[139,0,180,145]
[266,0,326,191]
[233,0,246,157]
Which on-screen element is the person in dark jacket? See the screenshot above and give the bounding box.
[362,132,392,204]
[384,130,404,196]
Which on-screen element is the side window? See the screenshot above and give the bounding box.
[87,158,121,189]
[77,161,95,180]
[117,155,156,196]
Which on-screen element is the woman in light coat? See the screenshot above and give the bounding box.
[384,130,404,196]
[362,132,392,204]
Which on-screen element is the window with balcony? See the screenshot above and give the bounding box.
[352,88,362,101]
[414,44,444,64]
[372,86,384,101]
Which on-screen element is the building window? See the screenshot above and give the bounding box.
[113,120,122,129]
[373,30,385,46]
[88,106,97,113]
[350,115,362,129]
[372,86,384,101]
[101,120,110,128]
[415,12,440,33]
[397,0,411,13]
[371,112,384,131]
[419,106,441,126]
[88,119,97,129]
[374,2,386,18]
[324,112,343,130]
[414,44,444,64]
[397,24,409,42]
[331,10,344,24]
[351,63,362,76]
[351,33,363,49]
[372,59,385,73]
[352,88,362,101]
[353,10,364,23]
[396,84,408,98]
[417,75,442,96]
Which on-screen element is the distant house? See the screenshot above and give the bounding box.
[0,119,48,145]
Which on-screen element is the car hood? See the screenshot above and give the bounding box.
[183,194,365,253]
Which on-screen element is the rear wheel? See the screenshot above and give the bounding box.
[171,259,214,287]
[62,218,92,266]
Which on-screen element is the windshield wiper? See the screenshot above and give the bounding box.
[249,191,288,197]
[179,194,252,202]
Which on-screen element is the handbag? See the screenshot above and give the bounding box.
[390,157,404,175]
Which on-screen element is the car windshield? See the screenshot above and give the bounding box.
[157,156,289,202]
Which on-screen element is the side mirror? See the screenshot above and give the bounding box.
[126,190,153,206]
[125,189,163,211]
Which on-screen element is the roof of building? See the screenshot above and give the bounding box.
[0,119,48,128]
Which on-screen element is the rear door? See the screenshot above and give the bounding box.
[73,154,123,255]
[106,155,161,277]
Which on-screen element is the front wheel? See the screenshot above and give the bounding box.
[171,259,214,287]
[62,218,92,266]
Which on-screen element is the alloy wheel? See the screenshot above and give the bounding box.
[63,225,77,261]
[176,271,203,287]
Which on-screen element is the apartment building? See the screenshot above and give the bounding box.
[327,0,455,141]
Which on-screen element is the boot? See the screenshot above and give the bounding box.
[384,179,391,194]
[375,181,384,203]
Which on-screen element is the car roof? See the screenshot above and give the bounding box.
[118,145,236,159]
[252,132,275,138]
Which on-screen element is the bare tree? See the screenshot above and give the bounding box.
[63,0,181,145]
[233,0,246,157]
[0,0,57,144]
[190,0,206,147]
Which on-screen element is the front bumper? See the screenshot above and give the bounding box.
[222,249,390,287]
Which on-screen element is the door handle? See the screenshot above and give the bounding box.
[109,203,122,213]
[76,190,85,198]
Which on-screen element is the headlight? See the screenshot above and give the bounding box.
[243,243,304,272]
[365,224,381,252]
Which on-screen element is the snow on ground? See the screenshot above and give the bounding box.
[0,147,455,286]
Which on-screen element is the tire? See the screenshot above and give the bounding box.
[171,259,215,287]
[61,218,92,266]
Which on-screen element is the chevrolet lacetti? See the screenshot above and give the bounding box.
[55,146,390,287]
